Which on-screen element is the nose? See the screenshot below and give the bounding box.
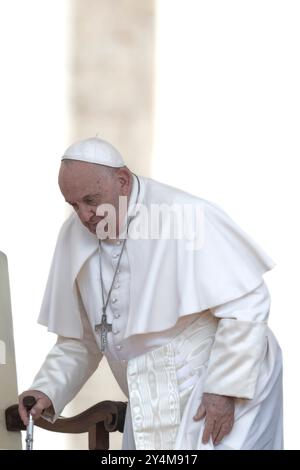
[78,204,95,223]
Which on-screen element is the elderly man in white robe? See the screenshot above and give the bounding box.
[19,137,283,450]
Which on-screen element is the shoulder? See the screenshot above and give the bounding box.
[140,175,220,209]
[58,212,78,236]
[54,212,81,248]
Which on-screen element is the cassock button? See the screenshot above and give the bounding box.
[112,298,118,303]
[114,313,120,319]
[117,269,121,274]
[113,329,120,335]
[114,284,120,289]
[116,241,121,245]
[113,253,119,259]
[116,345,123,350]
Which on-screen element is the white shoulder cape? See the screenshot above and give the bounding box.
[38,176,275,339]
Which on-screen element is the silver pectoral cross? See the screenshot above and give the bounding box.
[95,309,112,353]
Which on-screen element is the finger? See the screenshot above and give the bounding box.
[193,404,206,421]
[214,421,234,445]
[212,422,222,443]
[18,401,29,426]
[214,425,227,445]
[202,417,215,444]
[30,399,46,420]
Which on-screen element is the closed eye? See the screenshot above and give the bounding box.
[83,194,101,205]
[83,198,99,206]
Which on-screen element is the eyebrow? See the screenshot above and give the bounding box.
[66,193,102,204]
[82,193,101,201]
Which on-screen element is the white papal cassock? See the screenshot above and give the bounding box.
[30,175,283,450]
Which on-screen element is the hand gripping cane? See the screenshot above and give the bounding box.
[23,396,36,450]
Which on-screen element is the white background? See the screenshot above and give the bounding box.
[0,0,299,449]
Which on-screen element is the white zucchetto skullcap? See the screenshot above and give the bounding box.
[61,137,125,168]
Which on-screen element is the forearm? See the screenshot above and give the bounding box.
[203,281,270,399]
[30,335,102,421]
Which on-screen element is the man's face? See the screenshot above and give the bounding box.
[58,161,131,235]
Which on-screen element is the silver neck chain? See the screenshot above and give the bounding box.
[98,174,140,317]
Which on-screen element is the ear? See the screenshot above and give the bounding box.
[116,168,132,196]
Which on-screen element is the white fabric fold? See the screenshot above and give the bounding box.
[37,176,275,340]
[124,317,283,450]
[30,286,103,420]
[203,280,271,398]
[126,312,217,450]
[174,329,283,450]
[29,286,283,449]
[203,319,268,399]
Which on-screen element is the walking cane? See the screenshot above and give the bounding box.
[23,396,36,450]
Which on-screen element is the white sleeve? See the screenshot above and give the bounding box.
[203,280,270,399]
[29,292,103,421]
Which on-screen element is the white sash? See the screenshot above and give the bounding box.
[126,311,218,450]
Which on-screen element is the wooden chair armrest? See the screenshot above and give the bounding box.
[5,400,127,449]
